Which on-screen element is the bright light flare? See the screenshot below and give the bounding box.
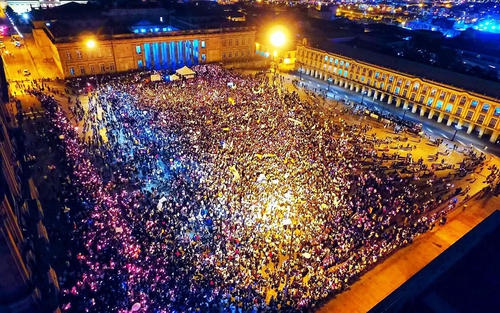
[270,30,286,48]
[86,39,96,49]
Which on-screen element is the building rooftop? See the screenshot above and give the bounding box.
[370,209,500,313]
[313,41,500,100]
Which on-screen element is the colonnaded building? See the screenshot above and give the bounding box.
[296,40,500,143]
[30,3,255,78]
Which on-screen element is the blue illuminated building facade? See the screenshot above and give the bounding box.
[34,25,256,77]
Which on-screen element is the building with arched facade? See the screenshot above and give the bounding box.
[296,42,500,143]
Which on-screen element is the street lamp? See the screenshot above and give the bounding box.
[86,39,96,49]
[361,90,367,106]
[402,107,409,121]
[327,77,333,91]
[451,124,462,141]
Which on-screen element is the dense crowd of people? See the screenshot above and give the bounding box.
[30,64,484,313]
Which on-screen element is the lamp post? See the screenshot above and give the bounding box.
[269,27,286,80]
[361,90,367,106]
[402,107,409,121]
[451,124,462,141]
[327,77,333,91]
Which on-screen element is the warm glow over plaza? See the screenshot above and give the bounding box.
[0,1,499,313]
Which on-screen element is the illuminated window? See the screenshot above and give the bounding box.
[430,89,437,96]
[66,51,71,60]
[413,82,419,90]
[375,72,379,78]
[329,57,333,63]
[482,103,490,112]
[445,104,453,112]
[324,55,328,61]
[334,59,338,64]
[477,114,485,123]
[427,98,434,106]
[345,62,349,68]
[202,54,206,62]
[489,118,497,128]
[495,107,500,116]
[436,100,443,109]
[471,100,478,107]
[201,40,206,48]
[395,87,400,95]
[389,75,394,82]
[69,67,75,75]
[136,45,141,54]
[466,110,474,120]
[338,69,342,75]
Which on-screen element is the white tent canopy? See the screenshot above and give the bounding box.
[169,74,180,81]
[175,66,196,79]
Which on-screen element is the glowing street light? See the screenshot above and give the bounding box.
[270,30,286,48]
[86,39,96,49]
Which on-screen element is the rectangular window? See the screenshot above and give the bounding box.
[100,64,105,72]
[80,66,85,75]
[334,59,338,64]
[69,67,75,76]
[201,40,206,48]
[477,114,485,124]
[375,72,380,78]
[413,82,419,91]
[235,39,239,46]
[76,50,82,59]
[66,51,71,60]
[482,103,490,112]
[439,91,446,99]
[136,45,142,54]
[471,100,478,107]
[90,65,95,74]
[488,118,497,128]
[449,94,456,102]
[456,107,463,116]
[445,104,453,112]
[419,95,425,103]
[427,98,434,106]
[110,64,115,71]
[202,53,206,62]
[466,110,474,120]
[460,96,466,105]
[430,89,437,96]
[394,87,400,95]
[422,86,428,94]
[436,100,443,110]
[389,76,394,83]
[325,55,328,61]
[338,69,342,75]
[228,39,232,46]
[345,62,349,68]
[495,107,500,116]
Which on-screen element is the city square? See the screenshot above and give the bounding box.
[1,2,500,313]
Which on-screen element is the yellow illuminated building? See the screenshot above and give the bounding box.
[297,42,500,143]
